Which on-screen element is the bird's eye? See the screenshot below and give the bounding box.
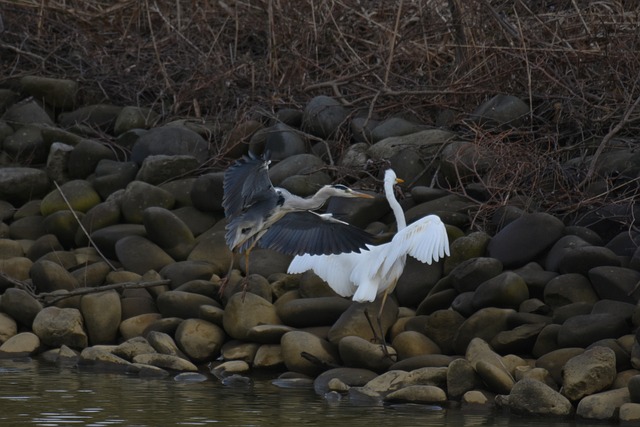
[332,184,349,191]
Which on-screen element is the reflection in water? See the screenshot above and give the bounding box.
[0,359,607,427]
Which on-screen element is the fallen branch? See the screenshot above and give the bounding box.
[37,279,172,305]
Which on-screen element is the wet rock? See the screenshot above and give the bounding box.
[388,354,456,371]
[487,212,564,268]
[147,330,188,359]
[413,309,464,355]
[385,385,447,404]
[246,324,295,344]
[619,402,640,423]
[0,287,43,328]
[132,353,198,371]
[79,347,131,369]
[121,181,175,224]
[361,370,408,394]
[67,139,117,179]
[32,306,87,349]
[112,336,157,360]
[491,323,546,355]
[313,367,378,395]
[80,290,121,345]
[281,330,340,376]
[175,318,225,362]
[506,378,573,416]
[562,346,616,401]
[131,125,209,165]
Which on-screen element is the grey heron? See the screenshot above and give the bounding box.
[222,151,375,291]
[288,168,450,344]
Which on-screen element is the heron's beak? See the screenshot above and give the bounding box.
[395,178,405,184]
[350,190,375,199]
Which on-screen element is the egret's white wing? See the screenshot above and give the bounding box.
[288,251,364,297]
[383,215,449,271]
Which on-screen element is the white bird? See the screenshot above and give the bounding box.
[288,169,450,325]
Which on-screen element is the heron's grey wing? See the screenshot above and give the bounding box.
[223,152,275,218]
[258,211,374,256]
[224,196,279,252]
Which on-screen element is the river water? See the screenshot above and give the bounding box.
[0,358,609,427]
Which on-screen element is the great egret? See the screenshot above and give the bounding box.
[288,168,450,339]
[222,151,375,289]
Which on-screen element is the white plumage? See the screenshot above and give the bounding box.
[288,169,450,304]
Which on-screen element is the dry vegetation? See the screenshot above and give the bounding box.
[1,0,639,234]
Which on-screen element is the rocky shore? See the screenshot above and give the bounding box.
[1,76,640,423]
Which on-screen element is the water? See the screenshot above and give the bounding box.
[0,358,609,427]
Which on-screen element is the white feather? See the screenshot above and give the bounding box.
[287,169,450,303]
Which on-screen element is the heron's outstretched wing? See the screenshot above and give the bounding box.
[223,151,276,218]
[259,211,374,256]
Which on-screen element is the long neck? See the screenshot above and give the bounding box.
[385,179,406,230]
[280,188,331,211]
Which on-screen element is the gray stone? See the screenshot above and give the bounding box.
[32,306,88,349]
[453,308,514,354]
[2,99,53,126]
[302,95,349,139]
[557,313,629,348]
[338,335,396,372]
[30,259,79,293]
[277,296,351,328]
[121,181,175,224]
[175,318,225,363]
[223,293,281,341]
[370,117,427,142]
[21,76,78,109]
[114,106,159,135]
[506,378,573,416]
[131,125,209,165]
[562,346,617,401]
[0,167,50,205]
[281,330,340,376]
[470,94,530,127]
[67,139,117,179]
[80,290,122,345]
[0,287,42,328]
[589,266,640,304]
[142,207,195,260]
[136,154,200,185]
[58,104,122,132]
[487,212,565,268]
[448,257,503,293]
[543,273,598,309]
[91,159,139,199]
[3,125,47,163]
[472,271,529,310]
[0,332,40,355]
[115,235,175,275]
[575,387,630,420]
[156,290,219,319]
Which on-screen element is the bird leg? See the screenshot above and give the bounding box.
[363,291,395,361]
[218,257,236,298]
